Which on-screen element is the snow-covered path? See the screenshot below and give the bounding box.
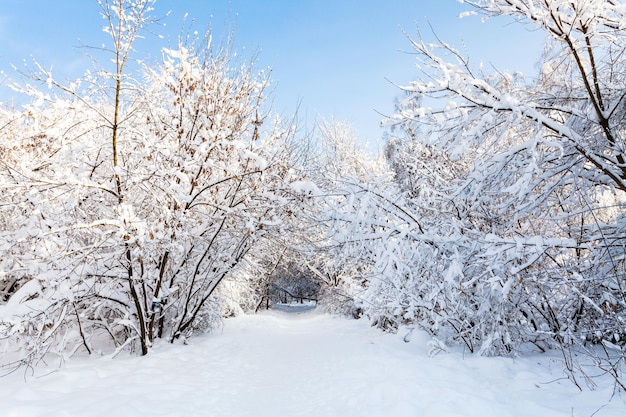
[1,306,625,417]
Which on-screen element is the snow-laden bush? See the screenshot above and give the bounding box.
[315,0,626,390]
[0,0,302,370]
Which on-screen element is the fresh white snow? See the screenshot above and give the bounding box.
[1,305,624,417]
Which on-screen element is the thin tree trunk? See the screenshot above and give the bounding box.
[126,246,148,355]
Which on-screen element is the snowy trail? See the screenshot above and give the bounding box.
[1,307,625,417]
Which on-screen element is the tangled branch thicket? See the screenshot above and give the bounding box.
[0,0,304,371]
[312,0,626,391]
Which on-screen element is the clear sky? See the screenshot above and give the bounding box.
[0,0,544,149]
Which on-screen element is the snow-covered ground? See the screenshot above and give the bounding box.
[1,306,624,417]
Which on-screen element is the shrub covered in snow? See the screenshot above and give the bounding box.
[0,0,303,369]
[312,0,626,390]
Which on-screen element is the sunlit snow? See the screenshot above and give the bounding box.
[1,305,624,417]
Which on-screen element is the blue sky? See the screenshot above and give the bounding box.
[0,0,543,149]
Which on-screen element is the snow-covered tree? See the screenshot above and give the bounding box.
[375,0,626,368]
[297,3,626,388]
[293,118,398,317]
[0,0,301,370]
